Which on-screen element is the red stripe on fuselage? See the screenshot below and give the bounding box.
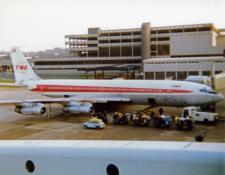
[32,84,192,93]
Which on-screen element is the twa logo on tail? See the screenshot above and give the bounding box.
[16,64,28,72]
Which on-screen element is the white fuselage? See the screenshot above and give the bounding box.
[9,48,224,107]
[0,140,224,175]
[27,79,224,107]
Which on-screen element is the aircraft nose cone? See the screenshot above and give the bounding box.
[215,93,224,102]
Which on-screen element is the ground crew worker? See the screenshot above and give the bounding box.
[159,107,164,115]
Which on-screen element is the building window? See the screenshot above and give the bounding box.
[88,44,97,47]
[110,33,120,36]
[99,47,109,57]
[166,72,176,79]
[202,71,211,76]
[198,27,211,31]
[121,46,132,56]
[133,31,141,35]
[100,33,109,37]
[158,29,169,34]
[110,40,120,43]
[121,32,131,36]
[158,37,170,41]
[133,46,141,56]
[151,45,156,51]
[188,71,199,76]
[80,51,88,57]
[121,39,132,43]
[215,71,222,74]
[171,29,183,33]
[184,28,197,32]
[177,71,187,80]
[133,38,141,42]
[88,37,97,41]
[110,47,120,57]
[155,72,165,80]
[99,40,109,43]
[88,51,98,57]
[151,52,157,56]
[158,44,170,56]
[145,72,154,79]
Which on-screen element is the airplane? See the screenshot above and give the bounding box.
[0,48,223,116]
[0,140,224,175]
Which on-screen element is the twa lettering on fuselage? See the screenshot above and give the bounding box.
[172,84,181,88]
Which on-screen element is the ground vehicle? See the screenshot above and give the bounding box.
[175,117,193,130]
[83,118,105,129]
[132,114,151,126]
[94,111,108,124]
[153,115,172,128]
[112,112,129,125]
[182,106,218,124]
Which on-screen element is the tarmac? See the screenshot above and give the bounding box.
[0,87,224,142]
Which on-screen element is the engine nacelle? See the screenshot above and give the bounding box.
[63,102,93,114]
[15,103,47,115]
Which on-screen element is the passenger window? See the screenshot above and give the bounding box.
[25,160,35,173]
[106,164,119,175]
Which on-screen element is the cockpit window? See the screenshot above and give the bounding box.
[199,88,217,94]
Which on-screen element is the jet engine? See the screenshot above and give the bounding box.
[63,101,93,114]
[15,102,47,115]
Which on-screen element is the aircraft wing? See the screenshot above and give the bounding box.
[0,98,71,106]
[0,96,131,106]
[0,83,26,87]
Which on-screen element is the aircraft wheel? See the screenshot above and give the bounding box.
[203,119,209,125]
[176,123,182,130]
[187,124,193,130]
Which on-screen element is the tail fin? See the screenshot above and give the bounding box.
[10,48,41,85]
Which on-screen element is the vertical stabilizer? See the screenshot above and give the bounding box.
[10,48,41,85]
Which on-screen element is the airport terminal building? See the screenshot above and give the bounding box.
[65,23,224,59]
[1,22,225,80]
[63,22,225,79]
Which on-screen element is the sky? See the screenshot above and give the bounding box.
[0,0,224,52]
